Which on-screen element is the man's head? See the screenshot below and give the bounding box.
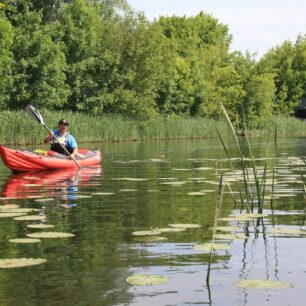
[59,119,69,126]
[58,119,69,132]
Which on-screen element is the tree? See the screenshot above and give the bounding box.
[0,12,13,109]
[10,7,69,109]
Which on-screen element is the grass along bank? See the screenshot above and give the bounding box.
[1,110,306,146]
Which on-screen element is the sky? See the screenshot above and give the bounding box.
[127,0,306,58]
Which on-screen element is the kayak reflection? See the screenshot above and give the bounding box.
[1,166,102,205]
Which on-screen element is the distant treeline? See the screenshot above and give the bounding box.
[0,0,306,126]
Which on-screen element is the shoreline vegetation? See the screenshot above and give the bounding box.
[1,110,306,146]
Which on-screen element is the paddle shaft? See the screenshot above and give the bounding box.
[43,124,81,169]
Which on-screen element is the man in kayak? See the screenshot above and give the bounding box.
[44,119,78,159]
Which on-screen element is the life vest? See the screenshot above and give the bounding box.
[50,132,73,155]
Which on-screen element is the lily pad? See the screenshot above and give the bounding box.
[158,227,186,233]
[210,226,241,232]
[194,243,230,251]
[14,215,46,221]
[187,192,206,196]
[0,258,46,268]
[269,227,305,235]
[132,230,161,236]
[91,192,115,196]
[0,213,27,218]
[34,198,54,202]
[133,236,168,242]
[215,233,247,240]
[168,223,201,229]
[9,238,41,244]
[236,279,294,289]
[27,232,74,238]
[27,224,55,229]
[0,208,40,213]
[126,274,169,286]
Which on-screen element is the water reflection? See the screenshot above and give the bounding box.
[1,167,102,206]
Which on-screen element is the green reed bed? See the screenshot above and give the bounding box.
[1,109,306,145]
[0,110,230,145]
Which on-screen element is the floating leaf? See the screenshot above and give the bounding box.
[160,181,187,186]
[236,279,294,289]
[158,227,186,233]
[168,223,201,229]
[210,226,241,232]
[132,230,161,236]
[9,238,41,244]
[194,243,230,251]
[14,215,46,221]
[187,192,206,196]
[0,213,27,218]
[34,198,54,202]
[27,224,54,229]
[0,208,40,213]
[215,233,247,240]
[91,192,114,196]
[27,232,74,238]
[126,274,169,286]
[269,227,305,235]
[133,236,168,242]
[0,258,46,268]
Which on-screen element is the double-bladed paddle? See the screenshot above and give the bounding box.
[26,104,81,169]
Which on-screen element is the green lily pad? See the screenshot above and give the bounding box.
[27,232,74,238]
[14,215,46,221]
[9,238,41,244]
[0,213,27,218]
[168,223,201,229]
[27,224,55,229]
[187,192,206,196]
[34,198,54,202]
[236,279,294,289]
[0,258,46,268]
[194,243,230,251]
[270,227,305,235]
[215,233,247,240]
[132,230,161,236]
[158,227,186,233]
[133,236,168,242]
[126,274,169,286]
[0,208,40,213]
[91,192,115,196]
[210,226,241,232]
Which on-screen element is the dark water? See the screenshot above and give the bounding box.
[0,138,306,305]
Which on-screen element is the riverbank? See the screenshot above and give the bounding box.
[1,110,306,145]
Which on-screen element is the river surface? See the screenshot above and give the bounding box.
[0,137,306,305]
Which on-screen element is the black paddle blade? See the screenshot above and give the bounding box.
[26,104,44,125]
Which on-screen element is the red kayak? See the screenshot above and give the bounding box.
[0,145,102,172]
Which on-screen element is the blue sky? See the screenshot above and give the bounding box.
[127,0,306,58]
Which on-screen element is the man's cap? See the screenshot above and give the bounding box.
[59,119,69,126]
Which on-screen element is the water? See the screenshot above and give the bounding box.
[0,137,306,305]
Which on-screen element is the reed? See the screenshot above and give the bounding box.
[218,104,277,214]
[1,109,306,145]
[0,110,230,145]
[206,173,224,285]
